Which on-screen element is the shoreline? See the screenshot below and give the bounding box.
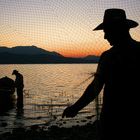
[0,115,99,140]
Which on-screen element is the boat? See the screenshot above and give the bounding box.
[0,76,16,113]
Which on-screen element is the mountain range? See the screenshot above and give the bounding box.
[0,45,99,64]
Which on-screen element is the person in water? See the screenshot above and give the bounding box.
[62,8,140,140]
[12,70,24,109]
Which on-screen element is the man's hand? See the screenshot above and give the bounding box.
[62,105,78,118]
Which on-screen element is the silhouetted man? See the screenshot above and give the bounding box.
[62,8,140,140]
[12,70,24,109]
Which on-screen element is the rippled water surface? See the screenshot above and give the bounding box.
[0,64,102,133]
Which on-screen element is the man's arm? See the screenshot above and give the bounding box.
[62,75,104,118]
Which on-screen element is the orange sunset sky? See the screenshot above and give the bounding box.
[0,0,140,57]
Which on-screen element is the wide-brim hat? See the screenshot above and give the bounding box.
[12,70,18,75]
[93,8,138,30]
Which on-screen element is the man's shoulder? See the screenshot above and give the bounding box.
[98,50,112,63]
[17,73,23,78]
[100,49,113,58]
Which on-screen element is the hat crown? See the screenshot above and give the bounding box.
[93,8,138,30]
[103,9,126,23]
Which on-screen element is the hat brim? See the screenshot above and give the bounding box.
[93,19,138,30]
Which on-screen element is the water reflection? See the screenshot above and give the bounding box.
[0,64,99,133]
[13,109,25,128]
[16,108,24,118]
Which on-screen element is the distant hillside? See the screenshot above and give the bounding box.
[0,46,99,64]
[83,55,100,62]
[0,45,62,57]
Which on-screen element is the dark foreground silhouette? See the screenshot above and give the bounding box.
[0,119,98,140]
[62,8,140,140]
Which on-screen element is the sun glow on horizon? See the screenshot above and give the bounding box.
[0,0,140,57]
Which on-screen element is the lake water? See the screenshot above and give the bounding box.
[0,64,102,133]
